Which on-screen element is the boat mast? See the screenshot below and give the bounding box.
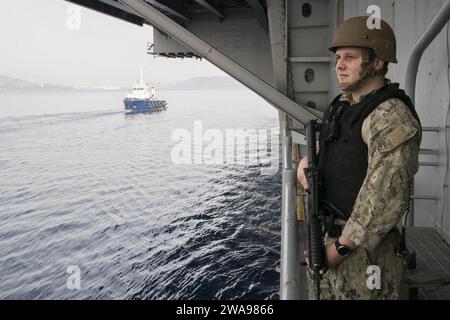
[139,66,144,86]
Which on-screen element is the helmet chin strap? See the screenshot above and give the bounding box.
[340,76,367,93]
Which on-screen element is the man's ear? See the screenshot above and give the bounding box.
[374,58,385,71]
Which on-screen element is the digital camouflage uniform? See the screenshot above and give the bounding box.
[307,88,421,300]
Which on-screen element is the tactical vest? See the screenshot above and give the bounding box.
[318,83,421,220]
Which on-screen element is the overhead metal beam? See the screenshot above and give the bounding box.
[119,0,321,125]
[97,0,142,17]
[194,0,224,19]
[65,0,145,25]
[145,0,191,23]
[245,0,268,32]
[266,0,287,96]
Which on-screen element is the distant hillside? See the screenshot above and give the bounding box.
[0,75,41,89]
[0,75,245,91]
[161,76,245,90]
[0,75,66,90]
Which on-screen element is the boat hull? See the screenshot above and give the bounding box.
[124,98,167,113]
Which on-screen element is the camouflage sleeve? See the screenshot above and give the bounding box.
[341,98,421,250]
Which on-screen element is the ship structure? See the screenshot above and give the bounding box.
[124,68,167,113]
[65,0,450,300]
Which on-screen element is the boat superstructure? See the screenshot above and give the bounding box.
[124,67,167,113]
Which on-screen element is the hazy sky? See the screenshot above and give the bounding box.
[0,0,225,87]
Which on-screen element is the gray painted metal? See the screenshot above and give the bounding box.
[406,227,450,300]
[119,0,321,124]
[420,148,440,155]
[282,123,292,171]
[422,127,442,132]
[289,57,331,63]
[404,0,450,227]
[267,0,300,300]
[288,0,333,141]
[411,195,439,200]
[98,0,144,16]
[267,0,288,96]
[288,0,338,170]
[281,121,300,299]
[419,162,440,167]
[404,0,450,102]
[165,9,275,84]
[65,0,145,25]
[145,0,191,22]
[152,28,200,58]
[194,0,224,18]
[281,168,301,299]
[266,0,289,126]
[245,0,269,32]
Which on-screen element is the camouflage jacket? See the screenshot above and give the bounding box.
[338,83,422,250]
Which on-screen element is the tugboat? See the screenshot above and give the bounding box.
[123,68,167,113]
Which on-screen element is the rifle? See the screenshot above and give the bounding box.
[303,120,325,300]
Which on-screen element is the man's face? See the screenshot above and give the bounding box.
[335,47,363,90]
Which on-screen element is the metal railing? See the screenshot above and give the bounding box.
[404,0,450,226]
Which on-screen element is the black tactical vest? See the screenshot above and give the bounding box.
[318,83,421,219]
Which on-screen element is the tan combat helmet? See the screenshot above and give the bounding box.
[329,16,397,63]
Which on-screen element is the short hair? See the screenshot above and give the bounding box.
[361,47,389,76]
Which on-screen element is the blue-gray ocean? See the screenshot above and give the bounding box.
[0,89,282,299]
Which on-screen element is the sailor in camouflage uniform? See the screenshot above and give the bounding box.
[297,16,422,299]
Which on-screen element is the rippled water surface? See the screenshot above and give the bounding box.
[0,89,282,299]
